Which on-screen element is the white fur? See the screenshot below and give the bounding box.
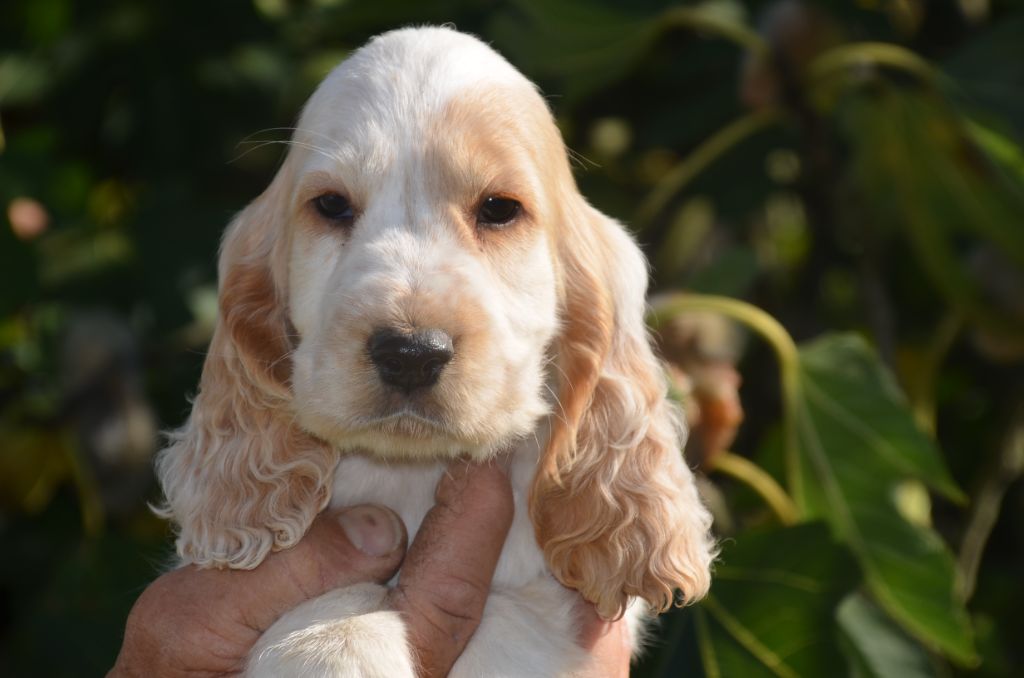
[250,584,416,678]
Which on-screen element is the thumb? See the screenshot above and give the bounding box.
[115,505,409,676]
[238,504,408,634]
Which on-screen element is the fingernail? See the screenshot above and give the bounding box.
[338,505,403,557]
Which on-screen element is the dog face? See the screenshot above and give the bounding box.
[285,36,566,458]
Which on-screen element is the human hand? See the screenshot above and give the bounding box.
[384,460,629,676]
[109,460,629,677]
[577,599,632,678]
[108,502,407,677]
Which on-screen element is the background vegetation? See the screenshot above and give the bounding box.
[1,0,1021,676]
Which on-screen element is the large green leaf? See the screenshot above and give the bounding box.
[838,593,937,678]
[839,87,1024,336]
[798,335,963,502]
[666,523,858,677]
[794,334,976,665]
[490,0,760,105]
[489,0,659,103]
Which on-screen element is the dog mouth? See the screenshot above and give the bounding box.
[354,407,453,438]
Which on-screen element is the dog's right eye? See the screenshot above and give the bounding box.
[313,193,354,223]
[477,196,521,228]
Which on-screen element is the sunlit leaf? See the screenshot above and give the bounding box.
[795,334,976,665]
[965,119,1024,186]
[798,335,963,501]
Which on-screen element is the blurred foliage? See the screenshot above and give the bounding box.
[2,0,1023,676]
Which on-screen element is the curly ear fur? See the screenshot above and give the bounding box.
[531,197,715,619]
[155,172,335,569]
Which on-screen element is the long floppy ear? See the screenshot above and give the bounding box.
[155,169,335,569]
[531,196,715,619]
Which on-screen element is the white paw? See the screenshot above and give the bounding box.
[247,583,416,678]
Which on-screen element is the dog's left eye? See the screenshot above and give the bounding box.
[313,193,354,223]
[477,196,521,228]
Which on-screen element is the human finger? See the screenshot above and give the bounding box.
[388,460,514,676]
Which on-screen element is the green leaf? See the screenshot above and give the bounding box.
[964,119,1024,186]
[945,12,1024,138]
[679,523,859,677]
[794,334,976,665]
[838,593,938,678]
[490,0,760,105]
[839,87,1024,336]
[799,335,963,502]
[490,0,659,103]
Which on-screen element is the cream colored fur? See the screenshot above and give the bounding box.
[156,26,714,676]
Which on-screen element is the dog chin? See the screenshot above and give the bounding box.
[296,400,543,462]
[309,410,508,461]
[336,428,500,461]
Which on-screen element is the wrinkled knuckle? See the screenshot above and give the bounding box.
[394,572,490,638]
[429,572,490,624]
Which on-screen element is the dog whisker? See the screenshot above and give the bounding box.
[231,135,347,164]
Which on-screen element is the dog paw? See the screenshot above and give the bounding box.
[247,583,415,678]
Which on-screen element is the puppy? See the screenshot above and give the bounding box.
[156,26,714,676]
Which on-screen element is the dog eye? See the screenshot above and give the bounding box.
[477,196,521,228]
[313,193,354,223]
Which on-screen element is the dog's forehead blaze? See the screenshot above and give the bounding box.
[427,84,570,217]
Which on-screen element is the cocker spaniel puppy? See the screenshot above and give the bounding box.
[157,26,714,677]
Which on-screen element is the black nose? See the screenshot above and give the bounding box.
[367,328,454,392]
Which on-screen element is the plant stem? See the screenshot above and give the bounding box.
[708,450,799,525]
[911,311,963,435]
[64,431,105,536]
[957,407,1024,601]
[649,293,805,511]
[693,607,722,678]
[703,594,800,678]
[634,110,782,228]
[808,42,939,87]
[658,7,769,56]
